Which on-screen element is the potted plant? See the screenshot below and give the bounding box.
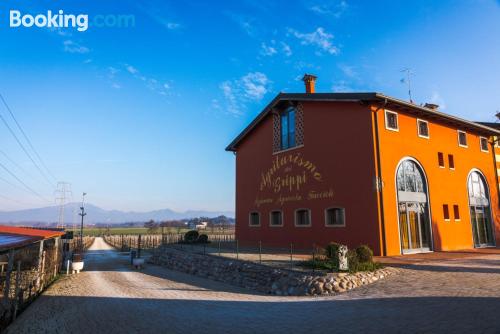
[71,253,84,274]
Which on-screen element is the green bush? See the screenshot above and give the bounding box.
[356,245,373,263]
[184,230,199,243]
[325,242,340,260]
[197,234,209,243]
[347,249,359,272]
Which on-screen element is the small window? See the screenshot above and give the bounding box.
[438,152,445,168]
[417,119,429,138]
[295,209,311,226]
[270,211,283,226]
[458,131,468,147]
[443,204,450,221]
[249,212,260,226]
[494,136,499,148]
[385,110,399,131]
[325,208,345,227]
[480,137,489,152]
[448,154,455,170]
[453,205,460,221]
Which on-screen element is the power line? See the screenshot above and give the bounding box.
[0,94,57,182]
[0,161,51,203]
[0,105,54,188]
[0,149,36,182]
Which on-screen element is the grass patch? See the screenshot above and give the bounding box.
[299,259,383,273]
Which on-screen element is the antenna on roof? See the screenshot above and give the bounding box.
[400,68,414,103]
[495,110,500,122]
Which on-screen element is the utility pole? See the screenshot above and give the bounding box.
[78,192,87,252]
[400,68,414,103]
[54,182,72,229]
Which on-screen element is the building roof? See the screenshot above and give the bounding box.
[0,226,65,251]
[226,92,500,151]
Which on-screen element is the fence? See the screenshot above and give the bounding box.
[0,236,94,331]
[103,232,235,251]
[104,231,327,273]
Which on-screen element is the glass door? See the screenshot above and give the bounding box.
[399,202,431,253]
[470,206,494,247]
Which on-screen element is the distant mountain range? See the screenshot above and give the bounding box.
[0,203,234,224]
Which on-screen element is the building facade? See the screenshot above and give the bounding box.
[226,75,500,256]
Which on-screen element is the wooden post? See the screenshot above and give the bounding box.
[35,240,44,290]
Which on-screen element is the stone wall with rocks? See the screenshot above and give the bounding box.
[149,246,396,296]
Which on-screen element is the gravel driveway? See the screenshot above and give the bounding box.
[6,237,500,334]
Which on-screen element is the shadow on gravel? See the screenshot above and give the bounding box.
[6,295,500,334]
[386,263,500,274]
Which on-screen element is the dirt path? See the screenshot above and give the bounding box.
[6,237,500,333]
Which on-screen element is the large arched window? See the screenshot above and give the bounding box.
[468,171,495,247]
[396,159,432,253]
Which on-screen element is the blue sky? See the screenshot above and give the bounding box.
[0,0,499,212]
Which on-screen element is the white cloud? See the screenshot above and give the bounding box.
[260,42,277,56]
[331,80,352,92]
[111,83,121,89]
[218,72,271,116]
[166,22,181,29]
[289,27,339,55]
[241,72,269,100]
[281,42,292,57]
[126,65,139,74]
[429,91,447,110]
[338,64,357,78]
[163,83,170,90]
[63,40,90,54]
[309,1,348,18]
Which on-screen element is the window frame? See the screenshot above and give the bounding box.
[437,152,445,168]
[457,130,468,148]
[448,154,455,170]
[453,204,461,221]
[248,212,261,227]
[324,207,346,227]
[443,204,450,221]
[280,107,296,151]
[384,110,399,132]
[480,137,489,153]
[294,208,311,227]
[417,119,430,139]
[269,210,283,227]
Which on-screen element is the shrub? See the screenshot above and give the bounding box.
[197,234,209,244]
[347,249,359,272]
[325,242,340,260]
[356,245,373,263]
[184,230,199,243]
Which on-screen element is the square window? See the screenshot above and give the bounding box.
[417,119,429,138]
[458,131,468,147]
[443,204,450,221]
[295,209,311,226]
[448,154,455,169]
[453,205,460,221]
[438,152,445,168]
[480,137,489,152]
[270,211,283,226]
[249,212,260,226]
[385,110,399,131]
[325,208,345,227]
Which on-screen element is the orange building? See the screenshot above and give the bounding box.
[226,75,500,256]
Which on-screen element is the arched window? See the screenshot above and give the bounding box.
[396,159,432,253]
[467,171,495,247]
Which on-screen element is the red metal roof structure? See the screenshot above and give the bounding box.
[0,226,65,250]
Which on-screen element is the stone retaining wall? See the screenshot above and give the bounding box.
[149,246,396,296]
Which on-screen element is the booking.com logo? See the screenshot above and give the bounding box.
[9,10,135,32]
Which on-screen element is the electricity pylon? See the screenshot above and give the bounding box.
[54,182,72,229]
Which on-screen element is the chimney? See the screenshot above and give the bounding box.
[424,103,439,111]
[302,74,317,93]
